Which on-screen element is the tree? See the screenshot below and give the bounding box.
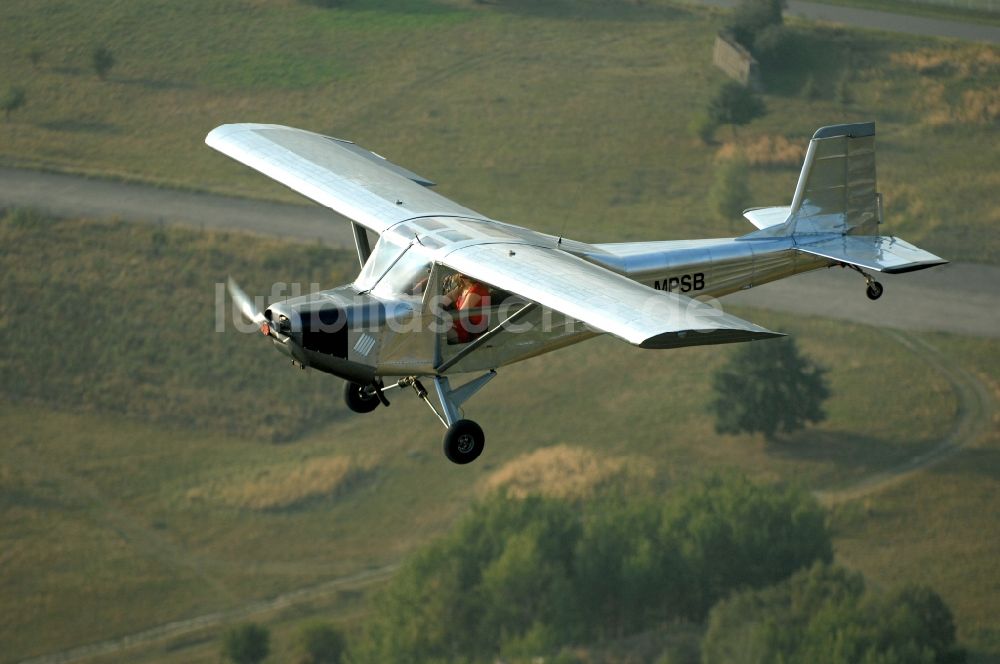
[702,563,966,664]
[298,622,346,664]
[709,159,750,224]
[752,23,789,63]
[707,82,765,134]
[727,0,786,50]
[661,474,832,619]
[709,337,829,440]
[222,623,270,664]
[92,46,115,80]
[1,86,26,121]
[350,477,832,662]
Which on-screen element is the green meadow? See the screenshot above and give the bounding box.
[0,0,998,661]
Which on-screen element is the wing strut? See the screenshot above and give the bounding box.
[435,303,538,373]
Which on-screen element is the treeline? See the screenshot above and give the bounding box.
[349,474,832,662]
[220,473,965,663]
[704,563,965,664]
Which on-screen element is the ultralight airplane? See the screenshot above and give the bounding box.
[208,121,946,464]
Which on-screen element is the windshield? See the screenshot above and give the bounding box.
[354,235,408,292]
[354,234,431,300]
[372,248,432,300]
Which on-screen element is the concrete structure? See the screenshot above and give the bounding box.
[713,32,762,90]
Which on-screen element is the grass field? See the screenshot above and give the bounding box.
[0,0,998,264]
[3,214,993,662]
[1,1,997,661]
[830,332,1000,661]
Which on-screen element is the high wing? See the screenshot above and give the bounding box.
[440,243,782,349]
[205,123,491,235]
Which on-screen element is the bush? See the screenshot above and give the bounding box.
[92,45,115,80]
[709,337,830,440]
[298,622,346,664]
[835,72,853,106]
[222,623,270,664]
[689,113,718,144]
[1,86,26,121]
[752,24,789,62]
[709,159,750,223]
[707,81,766,132]
[801,74,820,100]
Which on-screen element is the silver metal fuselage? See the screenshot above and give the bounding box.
[262,227,830,382]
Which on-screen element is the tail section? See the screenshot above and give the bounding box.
[745,122,947,274]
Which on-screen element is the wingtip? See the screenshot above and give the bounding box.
[638,327,783,350]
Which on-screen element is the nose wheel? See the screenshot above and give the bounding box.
[343,381,381,413]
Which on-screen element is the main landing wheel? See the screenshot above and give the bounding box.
[443,419,485,465]
[344,381,380,414]
[866,281,884,301]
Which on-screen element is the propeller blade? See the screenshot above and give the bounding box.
[227,276,266,326]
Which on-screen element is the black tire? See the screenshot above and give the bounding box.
[866,281,884,301]
[443,420,485,465]
[344,381,380,414]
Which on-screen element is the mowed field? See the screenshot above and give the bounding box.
[1,0,998,662]
[0,0,998,263]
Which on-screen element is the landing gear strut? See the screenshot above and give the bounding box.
[841,263,883,301]
[346,372,497,464]
[387,372,497,465]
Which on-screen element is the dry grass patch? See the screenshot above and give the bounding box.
[482,444,654,500]
[919,81,1000,127]
[187,455,379,511]
[715,135,804,169]
[889,45,1000,78]
[890,45,1000,127]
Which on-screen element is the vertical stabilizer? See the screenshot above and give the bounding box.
[786,122,879,236]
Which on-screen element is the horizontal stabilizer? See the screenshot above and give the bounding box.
[743,206,790,230]
[796,235,948,274]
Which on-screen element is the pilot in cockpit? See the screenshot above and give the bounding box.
[443,273,490,344]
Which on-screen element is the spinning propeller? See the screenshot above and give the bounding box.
[227,277,270,337]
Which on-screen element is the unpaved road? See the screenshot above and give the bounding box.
[815,329,997,506]
[693,0,1000,43]
[15,565,398,664]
